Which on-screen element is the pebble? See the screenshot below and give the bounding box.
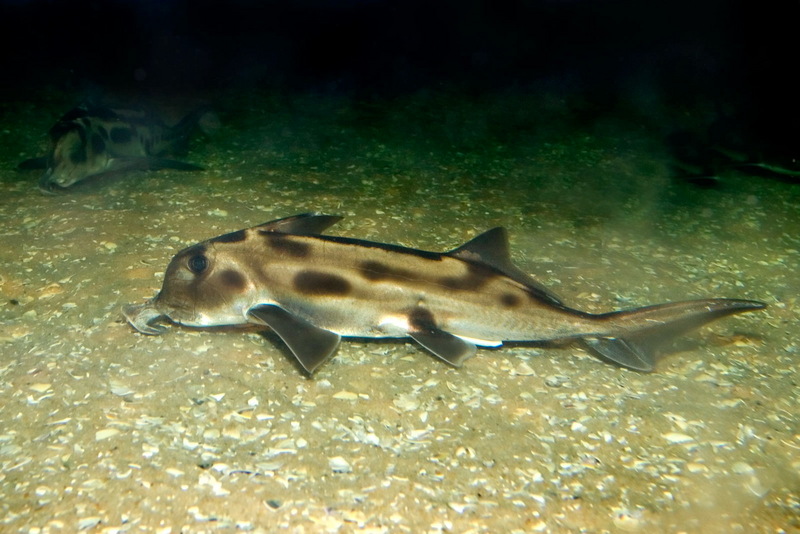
[95,428,121,441]
[333,390,359,401]
[329,456,353,473]
[663,432,694,444]
[544,375,569,388]
[731,462,755,475]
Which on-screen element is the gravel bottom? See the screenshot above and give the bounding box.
[1,91,797,533]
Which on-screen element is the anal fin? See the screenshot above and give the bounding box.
[247,304,341,374]
[581,337,653,372]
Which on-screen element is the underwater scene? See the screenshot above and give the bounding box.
[0,1,798,532]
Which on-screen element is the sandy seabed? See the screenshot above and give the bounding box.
[1,91,797,533]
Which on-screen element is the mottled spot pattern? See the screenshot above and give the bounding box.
[500,292,521,308]
[359,261,416,282]
[220,269,247,291]
[409,307,437,332]
[264,233,311,257]
[438,262,495,291]
[91,133,105,154]
[69,135,87,164]
[293,271,351,296]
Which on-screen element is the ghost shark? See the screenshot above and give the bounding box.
[19,104,212,192]
[123,213,765,374]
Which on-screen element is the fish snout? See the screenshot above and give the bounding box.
[39,164,80,190]
[123,302,168,335]
[38,168,62,193]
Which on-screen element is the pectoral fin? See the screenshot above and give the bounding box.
[409,328,476,367]
[247,304,341,374]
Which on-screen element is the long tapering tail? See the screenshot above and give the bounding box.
[581,299,765,371]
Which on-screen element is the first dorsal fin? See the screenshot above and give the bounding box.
[448,227,563,306]
[448,227,510,265]
[256,213,343,236]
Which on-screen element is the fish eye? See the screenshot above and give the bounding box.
[187,254,209,274]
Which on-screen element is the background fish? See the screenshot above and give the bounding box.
[124,213,765,374]
[667,112,800,187]
[19,104,215,192]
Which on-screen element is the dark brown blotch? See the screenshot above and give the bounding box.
[438,262,495,291]
[68,142,87,164]
[293,271,351,296]
[263,233,311,257]
[409,307,437,331]
[219,269,247,291]
[91,133,106,154]
[500,292,521,308]
[212,229,247,243]
[359,260,415,282]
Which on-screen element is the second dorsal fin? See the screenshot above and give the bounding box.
[447,227,562,306]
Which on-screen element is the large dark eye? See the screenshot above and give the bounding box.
[187,254,209,274]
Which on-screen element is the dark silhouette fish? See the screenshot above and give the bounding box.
[19,104,212,192]
[667,113,800,187]
[124,213,765,374]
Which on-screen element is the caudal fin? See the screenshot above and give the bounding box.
[581,299,765,372]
